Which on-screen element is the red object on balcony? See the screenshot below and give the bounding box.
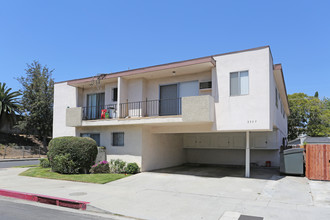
[101,109,107,119]
[265,161,271,167]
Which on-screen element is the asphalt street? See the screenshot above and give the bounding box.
[0,160,39,168]
[0,199,114,220]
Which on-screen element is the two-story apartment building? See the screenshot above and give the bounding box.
[53,46,289,177]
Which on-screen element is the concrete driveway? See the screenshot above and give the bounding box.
[1,165,330,220]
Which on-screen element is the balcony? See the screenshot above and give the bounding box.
[66,95,214,127]
[82,104,117,120]
[81,98,182,120]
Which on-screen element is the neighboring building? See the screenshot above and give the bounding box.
[53,46,289,177]
[288,135,330,147]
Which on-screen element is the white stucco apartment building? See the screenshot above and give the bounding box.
[53,46,289,177]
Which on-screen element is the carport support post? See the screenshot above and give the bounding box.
[245,131,250,178]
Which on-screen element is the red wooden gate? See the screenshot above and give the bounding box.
[306,144,330,181]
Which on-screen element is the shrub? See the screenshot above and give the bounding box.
[39,158,50,168]
[90,160,110,174]
[47,136,98,174]
[126,163,140,174]
[52,154,79,174]
[109,159,127,173]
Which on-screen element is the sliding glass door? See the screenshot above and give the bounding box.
[159,81,199,116]
[87,93,105,119]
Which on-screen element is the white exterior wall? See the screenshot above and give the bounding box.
[105,82,118,106]
[146,72,211,100]
[269,54,288,147]
[117,77,128,117]
[76,125,143,166]
[53,82,77,138]
[127,78,146,102]
[186,149,279,167]
[270,74,288,136]
[80,86,104,107]
[76,126,185,171]
[77,88,84,107]
[213,48,271,131]
[142,128,185,171]
[76,72,211,108]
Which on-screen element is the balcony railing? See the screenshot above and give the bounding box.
[120,98,181,118]
[82,104,117,120]
[81,98,182,120]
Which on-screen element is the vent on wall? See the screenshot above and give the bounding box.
[199,81,212,90]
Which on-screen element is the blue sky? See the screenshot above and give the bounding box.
[1,0,329,98]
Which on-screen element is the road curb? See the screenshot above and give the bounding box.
[0,158,42,162]
[0,189,89,210]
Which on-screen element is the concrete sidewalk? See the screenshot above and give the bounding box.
[1,167,330,220]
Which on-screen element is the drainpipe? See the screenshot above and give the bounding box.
[245,131,250,178]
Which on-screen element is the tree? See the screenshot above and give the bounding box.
[17,61,54,150]
[288,92,330,140]
[288,93,309,140]
[0,83,21,128]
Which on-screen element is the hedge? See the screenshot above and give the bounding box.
[47,136,98,174]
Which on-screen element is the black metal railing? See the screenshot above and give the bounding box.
[119,98,181,118]
[81,98,182,120]
[82,104,117,120]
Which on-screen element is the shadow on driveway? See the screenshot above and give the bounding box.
[152,164,285,180]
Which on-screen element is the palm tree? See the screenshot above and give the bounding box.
[0,82,21,126]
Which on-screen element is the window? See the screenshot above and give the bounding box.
[275,88,278,108]
[112,132,124,146]
[230,71,249,96]
[80,133,100,146]
[112,88,118,102]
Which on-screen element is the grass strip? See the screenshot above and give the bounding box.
[20,167,130,184]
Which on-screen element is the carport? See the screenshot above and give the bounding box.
[183,131,253,177]
[143,130,280,177]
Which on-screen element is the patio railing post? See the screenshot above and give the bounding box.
[146,98,148,117]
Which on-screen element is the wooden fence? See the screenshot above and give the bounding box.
[306,144,330,181]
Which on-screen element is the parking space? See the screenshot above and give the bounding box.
[153,164,281,180]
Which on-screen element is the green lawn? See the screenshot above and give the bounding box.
[20,167,130,184]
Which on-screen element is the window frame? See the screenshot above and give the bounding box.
[80,133,101,146]
[275,88,278,108]
[229,70,249,96]
[112,88,118,102]
[112,132,124,147]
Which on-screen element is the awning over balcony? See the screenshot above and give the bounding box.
[65,56,216,88]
